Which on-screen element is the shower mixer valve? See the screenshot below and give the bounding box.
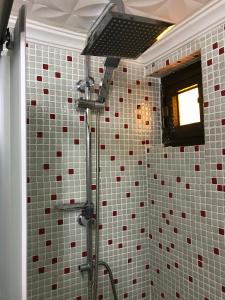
[75,75,105,110]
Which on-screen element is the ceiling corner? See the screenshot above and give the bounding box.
[143,0,225,72]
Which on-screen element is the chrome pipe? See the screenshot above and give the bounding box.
[85,56,91,101]
[92,110,101,300]
[84,56,93,210]
[84,55,94,300]
[92,82,119,300]
[85,107,92,206]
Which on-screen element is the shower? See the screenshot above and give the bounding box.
[55,1,172,299]
[0,0,222,299]
[82,10,171,59]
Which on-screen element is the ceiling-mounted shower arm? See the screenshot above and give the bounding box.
[110,0,125,13]
[98,57,120,103]
[98,67,114,103]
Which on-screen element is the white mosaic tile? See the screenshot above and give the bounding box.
[26,42,151,300]
[147,21,225,300]
[27,19,225,300]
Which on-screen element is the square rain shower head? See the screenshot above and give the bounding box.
[82,11,173,59]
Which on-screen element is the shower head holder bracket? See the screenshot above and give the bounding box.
[75,98,105,110]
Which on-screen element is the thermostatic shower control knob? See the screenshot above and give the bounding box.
[76,77,95,93]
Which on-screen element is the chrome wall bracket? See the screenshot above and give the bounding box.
[110,0,125,13]
[75,98,105,110]
[79,263,92,273]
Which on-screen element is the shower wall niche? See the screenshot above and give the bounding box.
[26,42,157,299]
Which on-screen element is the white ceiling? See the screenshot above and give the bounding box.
[11,0,213,34]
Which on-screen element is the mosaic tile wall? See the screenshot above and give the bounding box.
[146,22,225,300]
[26,42,155,299]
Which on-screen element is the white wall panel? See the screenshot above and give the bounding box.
[0,5,27,300]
